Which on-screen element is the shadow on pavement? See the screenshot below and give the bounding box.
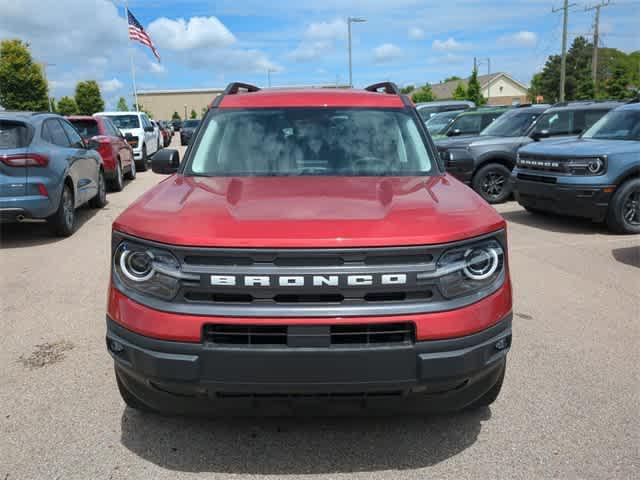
[120,407,489,474]
[612,246,640,268]
[500,209,608,235]
[0,204,99,249]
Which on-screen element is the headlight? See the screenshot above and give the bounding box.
[113,241,185,300]
[567,157,606,175]
[436,240,505,299]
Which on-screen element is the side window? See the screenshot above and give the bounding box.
[582,110,607,132]
[60,120,85,148]
[141,115,150,128]
[453,115,481,133]
[42,119,70,147]
[103,118,118,136]
[481,114,498,129]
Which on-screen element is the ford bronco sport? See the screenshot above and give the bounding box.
[106,82,513,414]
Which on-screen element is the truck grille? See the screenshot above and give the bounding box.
[202,322,415,347]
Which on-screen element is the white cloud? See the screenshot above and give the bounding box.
[432,37,470,52]
[100,78,123,93]
[408,27,424,40]
[287,41,330,62]
[499,31,537,47]
[147,16,236,51]
[374,43,403,63]
[149,62,167,74]
[306,19,346,41]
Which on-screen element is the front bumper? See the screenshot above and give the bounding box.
[444,149,475,184]
[513,173,613,221]
[107,313,512,414]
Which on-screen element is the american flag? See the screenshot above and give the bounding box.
[127,9,160,61]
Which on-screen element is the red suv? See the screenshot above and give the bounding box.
[68,115,135,191]
[106,82,512,414]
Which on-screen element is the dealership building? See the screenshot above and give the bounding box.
[137,84,350,121]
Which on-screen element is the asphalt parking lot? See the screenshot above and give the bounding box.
[1,136,638,480]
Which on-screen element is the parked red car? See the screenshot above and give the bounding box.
[67,115,136,191]
[107,82,512,415]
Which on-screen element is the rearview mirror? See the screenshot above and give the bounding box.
[530,129,550,141]
[152,149,180,174]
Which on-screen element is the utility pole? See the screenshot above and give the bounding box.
[553,1,577,102]
[38,62,56,112]
[478,57,491,103]
[347,17,366,88]
[585,1,611,95]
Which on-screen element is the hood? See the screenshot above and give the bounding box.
[519,137,638,157]
[113,176,505,248]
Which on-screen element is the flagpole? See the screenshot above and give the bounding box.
[125,0,139,112]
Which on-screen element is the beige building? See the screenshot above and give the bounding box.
[429,72,531,105]
[136,88,224,121]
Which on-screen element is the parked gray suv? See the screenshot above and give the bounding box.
[0,112,107,236]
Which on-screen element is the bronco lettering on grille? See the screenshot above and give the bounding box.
[210,274,407,287]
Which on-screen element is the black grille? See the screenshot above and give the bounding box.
[517,173,558,184]
[202,322,415,347]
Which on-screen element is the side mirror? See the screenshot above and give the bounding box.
[152,149,180,174]
[438,150,449,171]
[530,129,550,141]
[447,128,462,137]
[144,126,154,132]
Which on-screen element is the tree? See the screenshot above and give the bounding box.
[466,67,486,105]
[575,78,595,100]
[443,75,462,83]
[171,111,181,121]
[400,85,414,94]
[201,106,208,117]
[605,61,633,99]
[57,96,78,116]
[190,109,197,119]
[75,80,104,115]
[0,39,49,111]
[452,82,467,100]
[411,83,434,103]
[116,96,129,111]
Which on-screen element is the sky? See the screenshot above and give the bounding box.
[0,0,638,110]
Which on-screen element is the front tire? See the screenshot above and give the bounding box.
[124,157,136,180]
[606,178,640,234]
[137,145,148,171]
[48,184,75,237]
[467,362,505,409]
[473,163,513,204]
[89,169,107,208]
[110,160,124,192]
[116,370,154,413]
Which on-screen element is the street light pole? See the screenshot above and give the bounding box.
[347,17,366,88]
[478,57,491,104]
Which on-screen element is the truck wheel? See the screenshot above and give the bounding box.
[89,169,107,208]
[606,178,640,234]
[48,184,75,237]
[138,145,148,172]
[473,163,513,204]
[125,157,136,180]
[116,371,155,413]
[468,363,505,409]
[111,160,124,192]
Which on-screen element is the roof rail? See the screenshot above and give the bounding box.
[365,82,400,95]
[224,82,261,95]
[626,95,640,104]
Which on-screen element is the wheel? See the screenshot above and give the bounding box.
[472,163,513,204]
[110,160,124,192]
[116,370,154,413]
[606,178,640,234]
[468,363,505,409]
[89,169,107,208]
[124,157,136,180]
[48,184,75,236]
[137,145,148,171]
[157,137,161,151]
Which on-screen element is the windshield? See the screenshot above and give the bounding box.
[425,110,462,135]
[183,120,200,128]
[582,110,640,141]
[187,108,434,177]
[68,120,99,139]
[482,110,540,137]
[105,115,140,130]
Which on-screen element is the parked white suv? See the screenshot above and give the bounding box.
[96,111,160,171]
